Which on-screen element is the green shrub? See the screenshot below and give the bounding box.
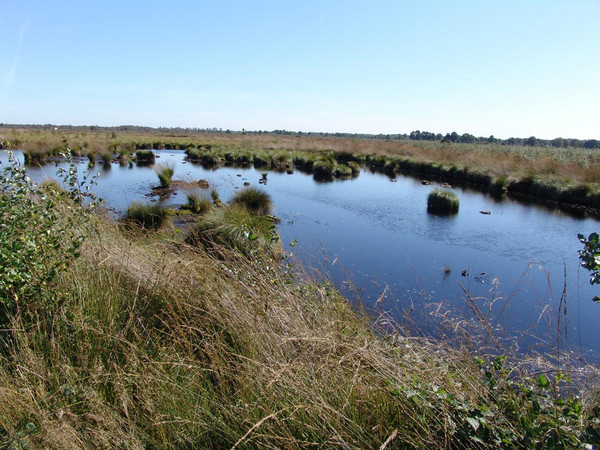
[231,187,273,215]
[427,188,459,214]
[0,151,91,321]
[155,162,175,188]
[124,202,169,230]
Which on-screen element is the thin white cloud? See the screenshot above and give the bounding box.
[6,22,30,88]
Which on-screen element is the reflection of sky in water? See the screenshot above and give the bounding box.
[3,150,600,359]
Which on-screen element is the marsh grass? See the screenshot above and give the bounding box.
[187,205,279,257]
[124,201,169,230]
[183,189,212,214]
[428,188,460,214]
[1,197,597,448]
[231,186,273,215]
[9,127,598,208]
[334,164,354,177]
[0,153,599,447]
[312,157,336,176]
[135,149,155,164]
[155,161,175,188]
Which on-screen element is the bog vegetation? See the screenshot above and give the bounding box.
[3,125,600,210]
[1,145,600,448]
[428,188,460,214]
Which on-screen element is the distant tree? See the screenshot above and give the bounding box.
[584,139,599,149]
[459,133,476,144]
[525,136,537,146]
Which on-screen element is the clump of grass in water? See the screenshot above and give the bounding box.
[231,186,272,215]
[155,161,175,189]
[135,149,155,164]
[334,164,353,177]
[427,188,459,214]
[312,158,336,176]
[183,189,212,214]
[124,201,169,230]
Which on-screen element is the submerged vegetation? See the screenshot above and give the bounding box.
[0,149,599,447]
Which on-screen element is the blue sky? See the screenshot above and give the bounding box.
[1,0,598,139]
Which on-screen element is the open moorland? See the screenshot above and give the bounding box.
[2,125,600,210]
[1,134,600,448]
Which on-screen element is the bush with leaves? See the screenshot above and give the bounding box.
[0,149,98,321]
[578,232,600,302]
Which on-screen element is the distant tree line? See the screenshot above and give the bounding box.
[1,124,598,149]
[408,129,599,148]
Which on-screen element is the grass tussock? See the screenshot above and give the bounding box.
[123,201,170,230]
[231,186,273,215]
[187,205,279,257]
[182,189,212,214]
[427,188,460,214]
[155,161,175,188]
[135,149,155,164]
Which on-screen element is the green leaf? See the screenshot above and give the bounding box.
[537,374,550,388]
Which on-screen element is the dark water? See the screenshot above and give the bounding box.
[4,150,600,361]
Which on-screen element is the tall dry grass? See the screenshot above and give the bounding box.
[0,196,598,448]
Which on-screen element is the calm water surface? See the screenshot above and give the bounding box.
[4,150,600,360]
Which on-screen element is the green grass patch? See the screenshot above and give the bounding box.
[183,189,212,214]
[135,149,155,164]
[187,205,280,257]
[427,188,460,214]
[123,201,169,230]
[231,186,273,215]
[155,161,175,188]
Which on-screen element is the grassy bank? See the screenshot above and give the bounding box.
[1,152,599,448]
[3,127,600,211]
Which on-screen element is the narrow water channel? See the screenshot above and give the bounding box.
[4,149,600,360]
